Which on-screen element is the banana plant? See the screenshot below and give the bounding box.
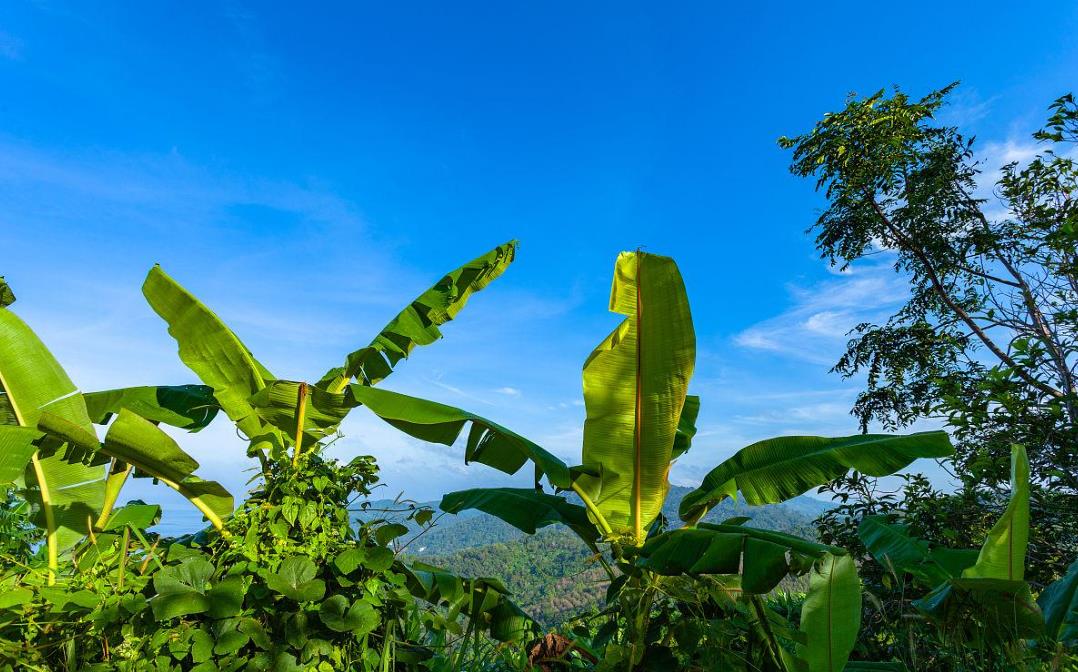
[859,445,1045,646]
[0,284,229,582]
[141,240,517,468]
[344,250,952,670]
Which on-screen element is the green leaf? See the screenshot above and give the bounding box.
[670,395,701,461]
[375,522,409,546]
[0,277,14,308]
[843,663,908,671]
[798,553,861,672]
[680,431,953,521]
[0,306,105,553]
[142,266,282,457]
[0,588,32,610]
[0,426,42,484]
[318,241,517,391]
[263,556,326,602]
[249,380,352,447]
[638,523,844,593]
[101,502,162,531]
[578,251,695,541]
[913,577,1043,641]
[151,556,215,620]
[858,515,951,586]
[83,385,220,431]
[1038,555,1078,645]
[487,597,532,642]
[440,487,599,551]
[102,409,233,527]
[318,595,380,633]
[962,445,1029,581]
[349,384,571,488]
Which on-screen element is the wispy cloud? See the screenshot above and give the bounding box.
[734,260,908,365]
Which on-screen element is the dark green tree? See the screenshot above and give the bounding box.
[781,87,1077,665]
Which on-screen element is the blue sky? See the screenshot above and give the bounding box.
[2,2,1077,518]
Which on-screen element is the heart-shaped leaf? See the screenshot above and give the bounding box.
[263,556,326,602]
[318,595,380,633]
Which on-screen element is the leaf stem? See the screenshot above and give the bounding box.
[571,482,614,538]
[291,382,309,468]
[30,452,57,585]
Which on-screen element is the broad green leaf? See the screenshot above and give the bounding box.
[0,307,105,555]
[249,380,352,447]
[151,556,216,620]
[638,523,844,593]
[680,431,953,522]
[375,522,409,546]
[0,588,33,610]
[318,595,380,633]
[858,515,951,586]
[440,487,599,551]
[1038,555,1078,644]
[0,277,13,307]
[913,577,1043,641]
[579,251,695,541]
[318,241,517,392]
[103,409,233,527]
[263,556,326,602]
[101,502,162,531]
[962,445,1029,581]
[798,553,861,672]
[84,385,220,431]
[142,266,281,456]
[0,426,41,484]
[487,598,532,642]
[348,384,571,488]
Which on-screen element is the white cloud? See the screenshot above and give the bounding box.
[495,386,521,396]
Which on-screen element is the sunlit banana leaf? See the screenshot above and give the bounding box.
[142,266,282,457]
[858,515,952,587]
[798,553,861,672]
[84,385,220,431]
[348,384,571,488]
[102,409,233,528]
[962,444,1029,581]
[1038,555,1078,645]
[670,395,700,461]
[318,241,517,392]
[578,251,695,541]
[0,306,105,562]
[637,523,844,593]
[249,380,352,448]
[0,426,41,484]
[680,431,953,522]
[440,487,599,552]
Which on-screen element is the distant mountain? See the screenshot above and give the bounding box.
[354,486,832,624]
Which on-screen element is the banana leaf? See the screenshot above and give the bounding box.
[637,523,844,593]
[578,251,695,541]
[680,431,953,522]
[858,515,951,587]
[0,306,105,563]
[84,385,220,431]
[912,577,1043,642]
[318,241,517,392]
[102,409,233,528]
[142,266,282,458]
[249,380,353,448]
[0,426,41,484]
[962,444,1029,581]
[440,487,599,552]
[798,553,861,672]
[348,384,571,488]
[1038,555,1078,645]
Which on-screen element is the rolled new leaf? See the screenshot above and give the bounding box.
[637,523,845,593]
[143,266,283,458]
[680,431,953,522]
[0,305,105,572]
[579,251,695,542]
[349,384,571,488]
[318,241,517,392]
[102,409,233,528]
[962,444,1029,581]
[84,385,220,431]
[798,553,861,672]
[440,487,599,552]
